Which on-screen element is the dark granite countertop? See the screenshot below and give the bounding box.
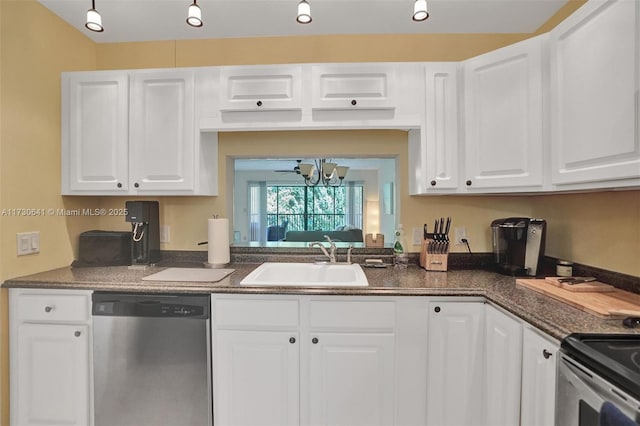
[4,262,638,341]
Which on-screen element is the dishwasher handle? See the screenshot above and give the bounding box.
[92,292,210,319]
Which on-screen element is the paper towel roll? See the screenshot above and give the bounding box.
[207,218,230,267]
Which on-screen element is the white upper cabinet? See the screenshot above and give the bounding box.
[311,64,397,111]
[219,65,302,112]
[63,68,218,196]
[129,69,195,192]
[62,72,129,194]
[463,35,546,191]
[550,0,640,188]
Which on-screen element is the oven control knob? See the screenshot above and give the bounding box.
[542,349,552,359]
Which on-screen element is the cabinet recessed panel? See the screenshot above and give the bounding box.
[551,0,640,184]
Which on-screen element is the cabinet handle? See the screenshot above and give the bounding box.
[542,349,553,359]
[430,180,437,187]
[289,337,296,344]
[257,100,263,107]
[44,306,53,313]
[117,182,122,188]
[134,182,140,188]
[434,306,441,313]
[312,337,319,344]
[466,180,472,186]
[351,99,357,106]
[74,331,82,337]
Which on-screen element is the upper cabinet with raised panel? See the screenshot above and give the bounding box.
[62,71,129,193]
[62,69,218,196]
[550,0,640,189]
[218,65,303,125]
[462,35,547,191]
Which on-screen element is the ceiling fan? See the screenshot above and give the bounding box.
[274,159,302,174]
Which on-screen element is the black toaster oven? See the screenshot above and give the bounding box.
[73,230,132,267]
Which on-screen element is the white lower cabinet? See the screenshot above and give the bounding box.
[520,326,559,426]
[212,295,428,426]
[214,330,300,426]
[426,301,485,426]
[9,289,93,426]
[484,305,523,426]
[307,333,395,426]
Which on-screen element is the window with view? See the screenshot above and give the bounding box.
[249,183,363,241]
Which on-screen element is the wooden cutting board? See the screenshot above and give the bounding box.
[516,279,640,319]
[543,277,614,292]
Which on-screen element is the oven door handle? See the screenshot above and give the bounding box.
[559,356,607,404]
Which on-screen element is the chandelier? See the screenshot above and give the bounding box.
[298,159,349,187]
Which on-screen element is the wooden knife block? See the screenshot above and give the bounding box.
[420,239,449,272]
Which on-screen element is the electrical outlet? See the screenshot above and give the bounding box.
[160,225,170,243]
[412,227,423,245]
[454,227,467,245]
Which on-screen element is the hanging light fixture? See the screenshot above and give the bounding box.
[85,0,103,32]
[187,0,203,27]
[296,0,312,24]
[299,159,349,187]
[412,0,429,21]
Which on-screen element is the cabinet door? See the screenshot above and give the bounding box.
[463,35,545,190]
[15,323,90,426]
[484,305,523,426]
[550,0,640,186]
[311,64,396,110]
[426,302,484,426]
[129,69,195,191]
[424,63,459,191]
[64,72,129,193]
[307,332,395,426]
[213,330,300,426]
[219,65,302,112]
[520,327,558,426]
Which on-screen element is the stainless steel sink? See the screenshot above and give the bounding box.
[239,262,369,287]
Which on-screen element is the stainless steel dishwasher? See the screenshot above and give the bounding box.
[92,292,212,426]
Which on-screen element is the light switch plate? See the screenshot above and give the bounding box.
[160,225,170,243]
[412,227,423,245]
[17,231,40,255]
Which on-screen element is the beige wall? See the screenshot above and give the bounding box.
[0,1,98,424]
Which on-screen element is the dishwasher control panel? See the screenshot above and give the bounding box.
[92,292,210,319]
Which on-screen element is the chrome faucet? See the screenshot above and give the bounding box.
[309,235,337,263]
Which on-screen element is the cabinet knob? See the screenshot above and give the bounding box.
[466,180,472,186]
[542,349,553,359]
[289,337,296,344]
[430,180,437,187]
[117,182,122,188]
[74,331,82,337]
[257,100,263,107]
[351,99,357,106]
[134,182,139,188]
[434,306,441,313]
[44,306,53,313]
[312,337,319,344]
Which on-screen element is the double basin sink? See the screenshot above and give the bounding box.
[240,262,369,287]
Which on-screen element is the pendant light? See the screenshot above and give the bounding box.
[187,0,203,27]
[412,0,429,21]
[85,0,103,32]
[296,0,312,24]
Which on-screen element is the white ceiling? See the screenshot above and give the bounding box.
[39,0,567,43]
[235,158,389,172]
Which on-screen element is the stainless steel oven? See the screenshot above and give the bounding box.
[557,334,640,426]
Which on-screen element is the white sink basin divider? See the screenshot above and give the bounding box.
[240,262,369,287]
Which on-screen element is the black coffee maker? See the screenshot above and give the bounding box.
[125,201,161,265]
[491,217,546,276]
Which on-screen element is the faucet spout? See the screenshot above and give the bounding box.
[309,236,337,263]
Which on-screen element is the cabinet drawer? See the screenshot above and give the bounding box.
[214,298,299,329]
[309,300,396,331]
[18,293,90,322]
